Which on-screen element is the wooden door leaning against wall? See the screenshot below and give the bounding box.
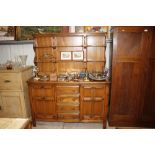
[109,26,153,127]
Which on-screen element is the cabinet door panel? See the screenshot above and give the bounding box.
[31,88,54,97]
[80,85,105,121]
[33,99,55,115]
[81,101,93,120]
[87,36,106,46]
[115,27,150,58]
[93,101,104,119]
[0,92,23,117]
[110,62,143,122]
[81,86,92,97]
[94,86,105,97]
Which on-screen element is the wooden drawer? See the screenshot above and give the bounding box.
[32,84,53,89]
[35,114,57,119]
[57,105,79,113]
[32,96,54,101]
[57,95,79,104]
[0,73,21,90]
[56,86,79,94]
[31,88,54,97]
[58,113,79,120]
[31,84,54,97]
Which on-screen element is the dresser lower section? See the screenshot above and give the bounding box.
[28,81,109,128]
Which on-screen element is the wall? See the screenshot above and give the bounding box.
[0,41,34,66]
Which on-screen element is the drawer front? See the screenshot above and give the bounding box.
[0,73,21,90]
[82,115,103,120]
[56,86,79,94]
[57,96,79,104]
[35,114,57,119]
[58,113,79,120]
[57,105,79,113]
[32,84,53,89]
[31,84,54,97]
[31,88,54,97]
[32,96,54,101]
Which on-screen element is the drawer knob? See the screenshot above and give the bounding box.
[4,80,11,83]
[0,106,2,110]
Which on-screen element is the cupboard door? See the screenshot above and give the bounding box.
[80,86,93,120]
[33,98,56,119]
[30,84,56,120]
[0,92,24,117]
[80,85,104,121]
[93,86,105,120]
[109,27,150,127]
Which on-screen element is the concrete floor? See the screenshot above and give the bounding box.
[32,121,117,129]
[33,121,105,129]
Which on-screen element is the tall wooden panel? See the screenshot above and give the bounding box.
[109,27,152,127]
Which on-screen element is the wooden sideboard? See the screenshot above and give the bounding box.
[28,80,110,128]
[28,32,110,128]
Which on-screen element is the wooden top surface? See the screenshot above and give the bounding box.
[28,78,110,85]
[33,32,107,37]
[0,66,32,73]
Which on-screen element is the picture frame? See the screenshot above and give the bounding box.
[72,51,83,60]
[60,51,72,60]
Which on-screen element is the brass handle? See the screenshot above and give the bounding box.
[94,97,104,102]
[83,97,93,102]
[4,80,11,83]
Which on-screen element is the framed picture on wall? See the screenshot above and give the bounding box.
[72,51,83,60]
[60,51,72,60]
